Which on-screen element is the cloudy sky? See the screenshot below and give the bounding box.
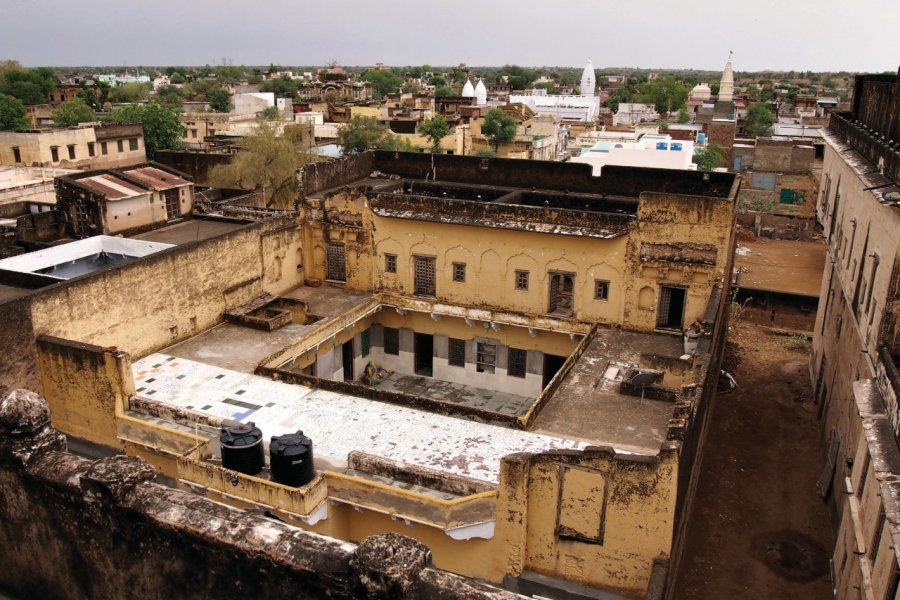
[1,0,897,72]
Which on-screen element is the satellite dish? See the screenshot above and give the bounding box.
[630,370,660,405]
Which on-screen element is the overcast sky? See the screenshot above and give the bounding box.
[2,0,897,72]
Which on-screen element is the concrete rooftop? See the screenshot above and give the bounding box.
[131,218,249,245]
[132,353,588,484]
[735,238,826,298]
[531,328,686,453]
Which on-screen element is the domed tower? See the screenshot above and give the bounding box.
[580,59,596,98]
[461,79,475,98]
[719,51,734,102]
[475,78,487,106]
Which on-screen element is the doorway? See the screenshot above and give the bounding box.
[342,340,354,382]
[543,354,567,388]
[414,333,433,377]
[549,272,575,316]
[656,286,686,330]
[163,189,180,220]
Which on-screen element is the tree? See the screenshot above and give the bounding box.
[639,76,689,113]
[169,71,186,84]
[208,89,232,113]
[434,85,456,97]
[0,93,28,130]
[693,144,725,171]
[677,107,691,124]
[258,106,279,120]
[52,98,94,127]
[481,108,518,152]
[745,103,774,137]
[155,85,185,108]
[361,70,402,100]
[337,116,397,154]
[208,123,314,209]
[418,115,450,153]
[0,67,58,105]
[109,100,185,159]
[260,76,299,100]
[109,82,150,103]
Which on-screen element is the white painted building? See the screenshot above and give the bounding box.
[613,103,660,126]
[232,92,276,115]
[508,60,599,122]
[570,134,696,175]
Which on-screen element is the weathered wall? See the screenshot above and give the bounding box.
[506,449,679,599]
[1,216,303,394]
[368,151,735,199]
[154,150,234,186]
[0,296,37,396]
[812,128,900,518]
[35,336,133,447]
[0,390,522,600]
[298,153,374,198]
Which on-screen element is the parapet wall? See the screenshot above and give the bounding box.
[0,389,523,600]
[371,151,736,198]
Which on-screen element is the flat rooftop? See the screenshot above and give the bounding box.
[0,236,173,280]
[131,218,250,245]
[532,329,686,453]
[735,238,826,298]
[132,353,587,484]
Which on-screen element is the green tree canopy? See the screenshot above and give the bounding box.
[208,89,232,113]
[208,123,314,209]
[0,67,58,105]
[418,115,450,153]
[109,100,185,159]
[361,70,402,100]
[639,76,690,113]
[0,93,29,130]
[337,116,399,154]
[677,107,691,124]
[169,71,186,84]
[745,103,774,137]
[109,82,150,103]
[155,85,185,108]
[693,144,725,171]
[260,76,299,100]
[52,98,94,127]
[481,109,518,152]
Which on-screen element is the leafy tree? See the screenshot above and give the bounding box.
[258,106,280,120]
[0,67,58,104]
[745,103,774,137]
[208,123,314,209]
[155,85,185,108]
[481,108,518,152]
[169,71,186,84]
[0,93,29,130]
[677,107,691,124]
[361,69,402,100]
[109,100,185,159]
[401,81,421,94]
[418,115,450,153]
[639,76,689,113]
[208,89,232,113]
[109,82,150,103]
[76,86,101,110]
[260,76,299,99]
[52,98,94,127]
[429,75,447,88]
[693,144,725,171]
[337,116,397,154]
[434,85,456,97]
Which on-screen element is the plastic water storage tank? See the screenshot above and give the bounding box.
[269,431,315,487]
[220,422,264,475]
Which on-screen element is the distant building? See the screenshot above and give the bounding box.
[0,123,146,170]
[572,133,696,174]
[55,163,194,237]
[508,61,599,123]
[612,103,660,126]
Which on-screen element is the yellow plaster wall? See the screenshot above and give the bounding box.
[35,336,134,447]
[28,219,302,365]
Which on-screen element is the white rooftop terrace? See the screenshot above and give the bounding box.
[132,353,590,485]
[0,235,173,280]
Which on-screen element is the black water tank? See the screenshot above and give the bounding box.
[269,431,315,487]
[220,422,264,475]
